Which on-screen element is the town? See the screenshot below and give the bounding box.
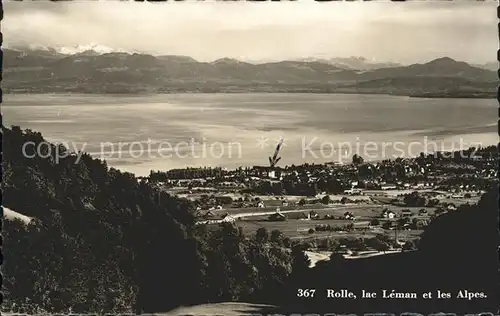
[144,144,498,264]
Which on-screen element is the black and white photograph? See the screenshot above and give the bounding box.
[1,0,498,315]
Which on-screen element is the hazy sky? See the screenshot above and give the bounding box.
[3,0,497,64]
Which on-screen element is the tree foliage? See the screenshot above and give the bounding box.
[2,126,293,313]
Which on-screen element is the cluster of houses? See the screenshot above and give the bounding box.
[380,208,432,219]
[382,209,396,219]
[196,212,237,225]
[343,211,356,220]
[266,209,358,222]
[147,145,496,198]
[298,210,318,220]
[157,147,496,233]
[196,205,224,213]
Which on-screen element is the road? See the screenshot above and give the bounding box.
[305,251,331,267]
[305,249,407,266]
[232,205,363,218]
[3,206,33,225]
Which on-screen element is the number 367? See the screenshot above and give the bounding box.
[297,289,316,298]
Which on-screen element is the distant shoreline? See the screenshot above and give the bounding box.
[2,90,496,100]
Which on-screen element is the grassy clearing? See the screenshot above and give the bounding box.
[196,189,462,243]
[229,204,428,243]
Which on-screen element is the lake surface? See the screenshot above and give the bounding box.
[2,93,497,176]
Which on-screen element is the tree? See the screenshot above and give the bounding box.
[321,195,331,205]
[216,196,233,205]
[397,217,409,228]
[402,240,416,252]
[375,233,392,244]
[382,221,392,230]
[370,218,380,226]
[352,154,364,165]
[426,198,439,207]
[365,235,391,253]
[291,245,311,274]
[270,230,284,244]
[255,227,269,244]
[344,223,354,231]
[282,237,292,248]
[403,191,427,207]
[306,183,319,197]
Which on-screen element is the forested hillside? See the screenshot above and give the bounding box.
[2,125,296,313]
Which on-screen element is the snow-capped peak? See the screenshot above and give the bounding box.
[57,43,126,55]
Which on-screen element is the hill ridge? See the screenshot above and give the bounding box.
[2,47,496,97]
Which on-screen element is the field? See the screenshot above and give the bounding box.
[203,203,428,242]
[237,217,424,241]
[194,188,480,245]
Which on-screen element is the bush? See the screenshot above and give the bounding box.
[370,218,380,226]
[270,229,284,244]
[402,240,416,252]
[321,195,331,205]
[403,191,428,207]
[382,221,392,230]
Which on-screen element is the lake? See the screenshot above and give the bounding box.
[2,93,497,176]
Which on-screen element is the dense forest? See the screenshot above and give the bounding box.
[2,125,498,313]
[2,125,298,313]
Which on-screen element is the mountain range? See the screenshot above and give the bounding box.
[1,48,497,97]
[296,56,403,70]
[473,61,498,71]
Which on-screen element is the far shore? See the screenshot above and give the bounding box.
[2,90,496,100]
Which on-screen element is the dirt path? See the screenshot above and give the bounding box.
[3,206,33,225]
[165,302,276,316]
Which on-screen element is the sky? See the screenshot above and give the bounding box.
[3,0,497,64]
